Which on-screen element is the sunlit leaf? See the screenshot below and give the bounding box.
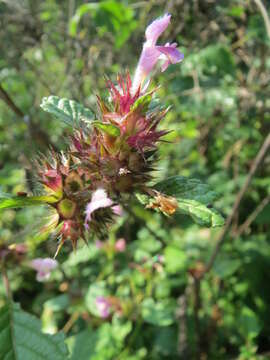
[130,92,153,113]
[137,176,224,227]
[0,302,68,359]
[40,96,94,127]
[0,194,58,210]
[93,121,120,137]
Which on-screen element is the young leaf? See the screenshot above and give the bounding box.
[93,121,120,137]
[0,302,68,359]
[130,91,153,113]
[40,96,94,127]
[0,194,58,210]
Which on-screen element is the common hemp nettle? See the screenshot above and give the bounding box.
[0,14,224,267]
[36,13,183,255]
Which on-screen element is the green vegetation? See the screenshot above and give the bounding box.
[0,1,269,358]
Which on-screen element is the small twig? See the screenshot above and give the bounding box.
[0,84,24,118]
[203,133,270,276]
[62,312,80,333]
[193,278,202,359]
[235,195,270,237]
[177,285,191,358]
[254,0,270,39]
[1,263,13,301]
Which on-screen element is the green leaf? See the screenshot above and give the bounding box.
[40,96,94,127]
[164,246,187,274]
[44,295,70,312]
[153,176,224,227]
[69,3,98,36]
[85,282,108,317]
[69,1,137,48]
[66,328,98,360]
[130,92,153,113]
[0,302,68,359]
[0,194,58,210]
[141,298,176,326]
[66,323,125,360]
[238,307,261,340]
[154,176,218,204]
[213,258,241,278]
[93,121,120,137]
[111,316,132,342]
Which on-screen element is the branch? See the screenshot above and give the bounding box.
[0,84,24,118]
[254,0,270,39]
[176,287,190,358]
[235,195,270,237]
[1,263,12,301]
[203,133,270,276]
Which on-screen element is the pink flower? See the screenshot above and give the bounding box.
[96,296,111,318]
[112,204,123,216]
[157,254,165,263]
[30,258,58,282]
[95,240,104,249]
[132,13,184,92]
[127,129,168,152]
[85,189,113,229]
[115,238,126,252]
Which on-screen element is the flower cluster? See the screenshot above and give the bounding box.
[34,14,183,255]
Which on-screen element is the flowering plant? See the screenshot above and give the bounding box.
[0,14,223,260]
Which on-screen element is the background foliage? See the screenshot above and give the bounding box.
[0,0,269,358]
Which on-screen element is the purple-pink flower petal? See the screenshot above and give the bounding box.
[112,204,123,216]
[138,46,161,74]
[157,44,184,70]
[115,238,126,252]
[85,189,113,228]
[30,258,58,282]
[145,13,171,45]
[96,296,111,318]
[132,14,184,93]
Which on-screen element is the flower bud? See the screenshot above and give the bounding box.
[65,171,83,193]
[58,199,76,219]
[42,169,63,199]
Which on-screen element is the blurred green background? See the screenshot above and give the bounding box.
[0,0,269,359]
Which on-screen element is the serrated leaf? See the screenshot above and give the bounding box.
[93,121,120,137]
[154,176,224,227]
[154,176,218,204]
[0,302,68,359]
[0,194,58,210]
[138,176,224,227]
[40,96,94,127]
